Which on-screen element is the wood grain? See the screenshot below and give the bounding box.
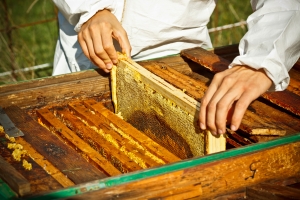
[15,137,75,188]
[246,183,300,200]
[0,132,64,195]
[83,99,181,164]
[62,137,300,200]
[36,108,121,176]
[0,155,30,196]
[55,108,141,173]
[3,105,107,184]
[68,101,167,170]
[0,70,109,109]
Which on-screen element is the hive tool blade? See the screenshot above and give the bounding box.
[0,107,24,137]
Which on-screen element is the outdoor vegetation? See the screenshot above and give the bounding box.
[0,0,253,85]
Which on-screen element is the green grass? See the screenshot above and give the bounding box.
[0,0,253,85]
[0,0,57,84]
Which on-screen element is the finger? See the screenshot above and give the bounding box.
[113,29,131,58]
[78,32,90,60]
[229,90,255,131]
[101,31,118,66]
[203,72,238,134]
[83,31,108,71]
[199,79,219,131]
[214,86,242,134]
[88,26,114,70]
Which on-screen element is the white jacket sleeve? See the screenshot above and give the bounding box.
[230,0,300,91]
[52,0,125,32]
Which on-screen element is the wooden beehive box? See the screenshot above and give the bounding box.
[0,45,300,200]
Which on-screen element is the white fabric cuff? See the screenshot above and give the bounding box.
[230,0,300,91]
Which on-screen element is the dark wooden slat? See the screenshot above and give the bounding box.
[36,108,121,176]
[246,183,300,200]
[262,91,300,116]
[181,47,300,116]
[3,106,107,184]
[56,108,140,173]
[69,101,168,169]
[0,71,109,109]
[0,155,30,196]
[83,99,181,164]
[0,69,107,94]
[289,69,300,96]
[0,138,64,196]
[249,101,300,135]
[67,102,144,171]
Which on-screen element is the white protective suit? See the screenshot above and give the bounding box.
[52,0,300,91]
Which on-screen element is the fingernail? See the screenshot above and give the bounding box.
[200,123,206,130]
[211,131,217,136]
[106,63,112,69]
[218,129,223,135]
[112,59,118,64]
[231,125,237,131]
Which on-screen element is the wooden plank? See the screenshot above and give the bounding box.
[36,108,121,177]
[246,183,300,200]
[83,99,181,164]
[180,47,300,116]
[55,108,140,173]
[0,133,64,195]
[68,102,149,171]
[248,101,300,135]
[0,70,109,109]
[67,101,146,171]
[289,69,300,96]
[0,69,106,94]
[139,55,194,75]
[15,137,75,188]
[262,91,300,116]
[140,62,207,101]
[3,105,107,184]
[0,155,30,196]
[32,134,300,200]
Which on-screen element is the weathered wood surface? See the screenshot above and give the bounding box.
[41,135,300,200]
[55,107,142,173]
[181,47,300,116]
[3,106,107,184]
[0,69,109,109]
[68,100,178,169]
[0,155,30,196]
[83,99,181,164]
[14,137,75,188]
[246,183,300,200]
[0,133,64,196]
[36,108,122,176]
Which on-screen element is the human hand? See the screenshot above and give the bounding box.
[199,65,272,135]
[78,9,131,73]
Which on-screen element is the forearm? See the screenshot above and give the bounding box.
[231,0,300,91]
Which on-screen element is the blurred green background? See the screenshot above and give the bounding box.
[0,0,253,85]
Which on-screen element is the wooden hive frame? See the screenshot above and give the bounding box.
[111,54,226,158]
